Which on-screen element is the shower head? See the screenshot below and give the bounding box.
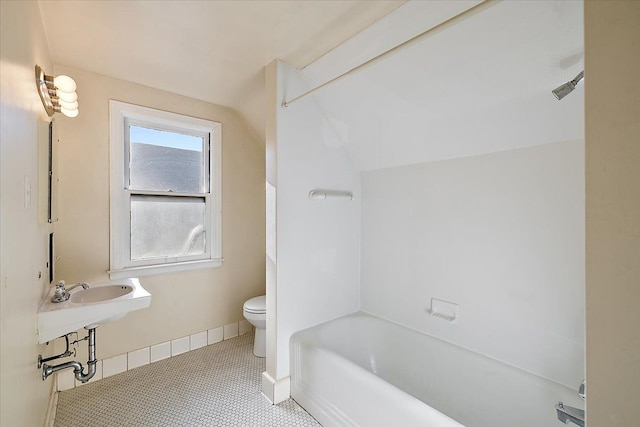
[552,70,584,100]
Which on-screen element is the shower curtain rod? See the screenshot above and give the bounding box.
[282,0,501,108]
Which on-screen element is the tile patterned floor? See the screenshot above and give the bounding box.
[55,332,320,427]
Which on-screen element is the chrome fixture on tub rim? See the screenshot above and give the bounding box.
[555,380,586,426]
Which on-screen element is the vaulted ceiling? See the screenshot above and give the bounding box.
[38,0,404,141]
[38,0,584,171]
[300,0,584,170]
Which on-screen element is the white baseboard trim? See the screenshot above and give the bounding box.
[261,371,290,404]
[56,319,253,392]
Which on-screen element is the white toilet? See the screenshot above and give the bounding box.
[243,295,266,357]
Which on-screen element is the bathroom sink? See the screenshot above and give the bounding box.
[69,285,133,304]
[37,278,151,343]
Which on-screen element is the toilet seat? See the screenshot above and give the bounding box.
[243,295,266,314]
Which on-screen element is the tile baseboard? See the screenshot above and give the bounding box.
[56,319,253,391]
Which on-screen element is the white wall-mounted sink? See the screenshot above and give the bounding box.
[69,284,133,304]
[37,278,151,343]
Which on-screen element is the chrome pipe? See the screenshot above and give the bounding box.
[76,360,97,383]
[42,360,83,381]
[37,333,75,368]
[41,328,98,383]
[87,327,95,360]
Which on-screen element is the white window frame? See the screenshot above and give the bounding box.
[109,100,222,279]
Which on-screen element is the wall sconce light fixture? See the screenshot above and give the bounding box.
[35,65,79,117]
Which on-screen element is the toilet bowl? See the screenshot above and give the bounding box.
[243,295,266,357]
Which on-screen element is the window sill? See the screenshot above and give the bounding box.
[108,258,223,280]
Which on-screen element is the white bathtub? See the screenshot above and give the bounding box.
[290,312,583,427]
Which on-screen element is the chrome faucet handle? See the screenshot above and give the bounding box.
[578,380,586,400]
[51,280,69,303]
[51,281,89,303]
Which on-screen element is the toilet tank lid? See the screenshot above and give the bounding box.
[244,295,266,313]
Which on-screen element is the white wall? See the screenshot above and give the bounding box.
[265,61,360,387]
[0,1,56,425]
[361,140,584,387]
[301,0,584,172]
[53,66,265,359]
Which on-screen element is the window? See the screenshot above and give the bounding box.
[109,101,221,278]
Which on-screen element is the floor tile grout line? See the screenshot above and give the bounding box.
[54,332,320,427]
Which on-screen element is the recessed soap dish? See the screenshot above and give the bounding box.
[427,298,458,322]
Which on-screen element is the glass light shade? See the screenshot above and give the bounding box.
[54,75,77,92]
[60,106,79,118]
[57,90,77,103]
[58,99,79,110]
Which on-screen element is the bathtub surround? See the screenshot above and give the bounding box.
[269,63,584,401]
[268,0,587,413]
[52,66,266,361]
[264,60,361,401]
[55,319,252,392]
[361,140,585,387]
[272,36,583,417]
[299,1,584,173]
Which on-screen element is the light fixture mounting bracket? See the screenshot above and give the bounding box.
[35,65,55,117]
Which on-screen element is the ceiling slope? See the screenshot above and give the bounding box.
[301,0,584,171]
[38,0,404,143]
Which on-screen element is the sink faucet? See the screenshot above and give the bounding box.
[51,280,89,303]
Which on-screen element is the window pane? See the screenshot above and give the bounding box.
[129,125,205,193]
[130,196,205,260]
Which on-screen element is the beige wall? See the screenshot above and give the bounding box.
[0,1,56,425]
[585,1,640,425]
[53,66,265,359]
